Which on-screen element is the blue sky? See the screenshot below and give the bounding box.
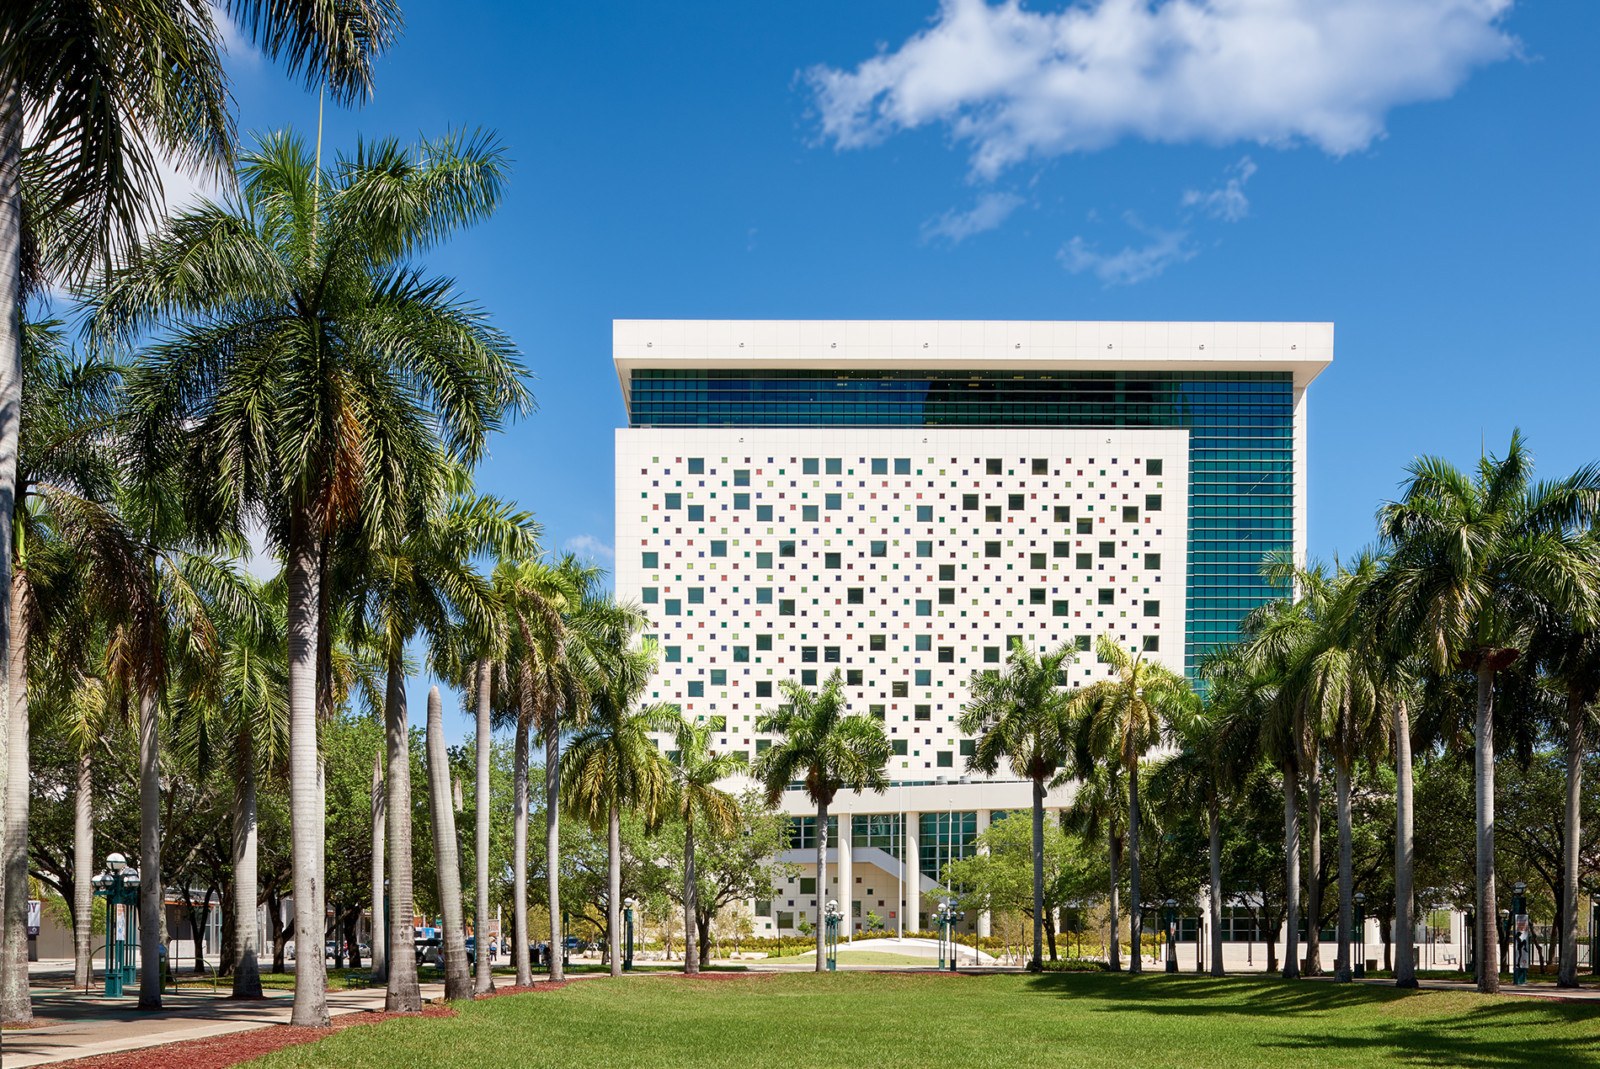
[210,0,1598,741]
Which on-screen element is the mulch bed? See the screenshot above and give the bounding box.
[44,979,584,1069]
[45,1005,454,1069]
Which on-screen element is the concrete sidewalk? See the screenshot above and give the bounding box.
[1,982,449,1068]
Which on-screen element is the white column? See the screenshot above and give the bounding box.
[838,816,854,942]
[975,809,992,938]
[902,811,919,937]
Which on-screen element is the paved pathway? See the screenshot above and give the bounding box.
[1,981,454,1068]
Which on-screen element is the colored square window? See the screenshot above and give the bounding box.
[734,493,750,509]
[1097,589,1114,605]
[688,505,704,522]
[871,458,888,475]
[915,600,931,616]
[688,588,704,604]
[1146,494,1162,512]
[962,494,979,510]
[711,541,728,556]
[665,599,682,615]
[870,541,887,557]
[642,552,658,569]
[757,588,773,604]
[917,506,933,522]
[803,506,819,522]
[803,458,819,474]
[1122,506,1138,522]
[642,587,658,603]
[915,635,931,651]
[826,494,842,509]
[665,646,681,662]
[916,541,933,557]
[1145,600,1161,617]
[1032,459,1048,475]
[757,506,773,522]
[892,739,908,756]
[801,669,817,686]
[1146,459,1163,476]
[756,681,772,697]
[915,670,931,686]
[936,751,953,768]
[687,681,704,697]
[665,493,681,510]
[985,506,1002,522]
[1077,518,1093,534]
[757,552,773,568]
[779,599,796,615]
[984,542,1001,558]
[826,458,843,475]
[1146,553,1161,570]
[757,635,773,651]
[1054,506,1070,522]
[688,458,705,475]
[734,469,750,486]
[1008,494,1024,510]
[894,458,911,475]
[986,458,1002,475]
[733,646,750,662]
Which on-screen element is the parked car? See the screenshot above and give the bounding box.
[415,936,444,968]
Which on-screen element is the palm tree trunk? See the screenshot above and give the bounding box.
[286,507,327,1026]
[1283,761,1302,979]
[1030,777,1045,972]
[0,573,28,1023]
[815,799,829,974]
[0,72,22,1030]
[511,718,530,984]
[544,722,563,982]
[383,649,420,1013]
[425,687,472,1000]
[137,685,162,1009]
[1475,662,1500,994]
[1208,796,1224,977]
[608,802,622,979]
[1334,757,1353,982]
[1558,689,1584,988]
[1393,698,1416,988]
[369,749,386,984]
[73,748,94,989]
[1305,754,1323,976]
[1107,829,1121,972]
[1127,762,1142,974]
[683,819,698,976]
[231,742,262,999]
[473,660,493,995]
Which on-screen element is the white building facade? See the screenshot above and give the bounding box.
[612,320,1331,939]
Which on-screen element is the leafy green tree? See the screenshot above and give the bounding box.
[756,671,889,974]
[659,792,791,968]
[1377,431,1600,992]
[959,640,1075,972]
[1070,635,1195,974]
[943,812,1095,962]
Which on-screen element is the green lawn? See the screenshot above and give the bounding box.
[760,950,940,966]
[242,972,1600,1068]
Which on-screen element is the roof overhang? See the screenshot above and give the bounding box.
[613,319,1333,410]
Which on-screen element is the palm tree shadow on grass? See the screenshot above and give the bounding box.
[1258,1002,1600,1069]
[1021,973,1423,1016]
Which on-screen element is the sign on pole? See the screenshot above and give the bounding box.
[27,899,41,938]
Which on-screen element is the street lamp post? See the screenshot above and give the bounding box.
[90,853,141,997]
[933,899,963,972]
[623,898,635,972]
[824,900,841,972]
[1164,900,1179,974]
[1353,893,1367,979]
[1511,881,1529,986]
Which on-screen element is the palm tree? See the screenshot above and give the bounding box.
[562,627,674,978]
[1151,652,1258,978]
[423,686,471,999]
[1378,432,1600,993]
[664,715,741,974]
[500,556,592,984]
[1070,635,1194,974]
[0,9,396,1020]
[1062,760,1128,970]
[96,131,529,1024]
[355,485,531,1012]
[168,573,284,999]
[959,640,1076,972]
[0,320,123,1004]
[1290,559,1377,982]
[1237,570,1328,981]
[1528,567,1600,989]
[756,671,890,974]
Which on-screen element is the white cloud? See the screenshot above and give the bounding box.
[1181,156,1257,222]
[921,191,1025,243]
[1059,216,1194,284]
[809,0,1516,178]
[564,534,615,563]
